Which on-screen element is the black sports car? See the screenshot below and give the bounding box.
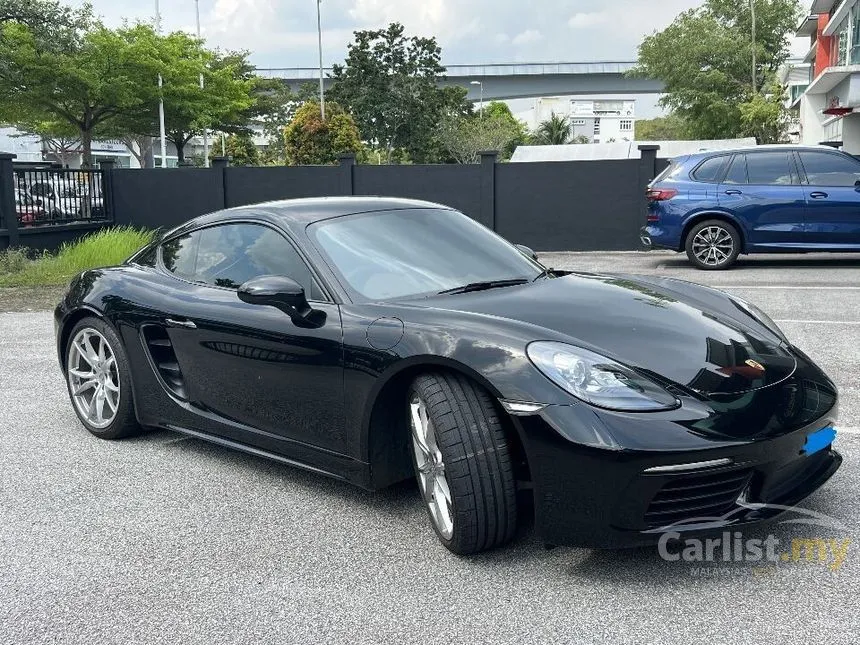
[55,197,842,554]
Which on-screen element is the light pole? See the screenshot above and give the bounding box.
[155,0,168,168]
[317,0,325,120]
[471,80,484,116]
[750,0,756,93]
[195,0,209,166]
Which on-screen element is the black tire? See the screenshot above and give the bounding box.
[408,372,517,554]
[64,316,140,440]
[684,219,741,270]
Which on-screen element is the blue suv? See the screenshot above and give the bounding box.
[641,145,860,269]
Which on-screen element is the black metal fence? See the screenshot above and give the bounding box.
[12,167,109,227]
[1,148,662,252]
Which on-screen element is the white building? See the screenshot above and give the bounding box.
[793,0,860,151]
[778,60,811,142]
[516,97,636,143]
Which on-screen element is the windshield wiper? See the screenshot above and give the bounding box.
[532,267,556,282]
[437,278,529,295]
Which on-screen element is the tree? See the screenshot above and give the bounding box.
[108,32,257,165]
[632,0,799,142]
[0,0,92,50]
[634,114,692,141]
[212,133,260,166]
[283,101,362,166]
[20,118,81,167]
[0,20,163,165]
[437,102,527,163]
[531,113,575,145]
[329,23,459,163]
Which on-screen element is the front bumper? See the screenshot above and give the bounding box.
[511,365,842,548]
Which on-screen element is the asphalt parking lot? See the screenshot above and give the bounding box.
[1,251,859,645]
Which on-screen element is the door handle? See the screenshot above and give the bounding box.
[724,189,743,195]
[809,191,829,199]
[165,318,197,329]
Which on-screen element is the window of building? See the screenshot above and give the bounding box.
[798,151,860,186]
[620,119,633,131]
[161,223,322,298]
[593,118,601,135]
[572,119,586,126]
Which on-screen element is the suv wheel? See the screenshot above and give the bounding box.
[685,219,741,270]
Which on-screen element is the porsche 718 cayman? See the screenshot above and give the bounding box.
[55,197,841,554]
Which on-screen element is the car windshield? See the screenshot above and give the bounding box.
[310,208,542,301]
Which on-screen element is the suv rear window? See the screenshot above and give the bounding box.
[652,156,687,183]
[691,156,729,183]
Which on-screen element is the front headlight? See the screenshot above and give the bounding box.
[526,341,680,412]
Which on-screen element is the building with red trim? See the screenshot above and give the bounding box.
[794,0,860,150]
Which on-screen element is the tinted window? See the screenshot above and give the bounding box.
[691,156,729,183]
[162,224,322,298]
[653,157,686,183]
[799,151,860,186]
[723,155,747,184]
[745,152,795,185]
[310,208,541,301]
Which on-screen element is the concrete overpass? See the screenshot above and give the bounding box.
[256,61,664,101]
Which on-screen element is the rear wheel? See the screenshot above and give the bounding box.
[408,373,517,554]
[685,219,741,270]
[65,317,139,440]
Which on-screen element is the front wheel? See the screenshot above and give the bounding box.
[685,219,741,270]
[408,373,518,555]
[65,317,139,439]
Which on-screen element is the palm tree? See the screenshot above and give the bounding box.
[532,112,574,145]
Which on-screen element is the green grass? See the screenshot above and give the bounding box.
[0,226,155,287]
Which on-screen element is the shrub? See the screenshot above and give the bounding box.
[0,226,154,287]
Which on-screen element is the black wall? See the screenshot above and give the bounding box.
[112,168,224,230]
[354,164,486,225]
[4,152,663,251]
[496,160,643,251]
[226,165,347,208]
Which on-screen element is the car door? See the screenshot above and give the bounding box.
[718,151,807,247]
[157,220,347,454]
[796,149,860,247]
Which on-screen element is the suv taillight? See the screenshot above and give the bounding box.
[646,188,678,202]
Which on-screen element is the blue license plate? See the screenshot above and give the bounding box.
[802,426,837,456]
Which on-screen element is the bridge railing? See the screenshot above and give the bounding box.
[256,61,638,80]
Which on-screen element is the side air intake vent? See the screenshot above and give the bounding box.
[142,325,188,400]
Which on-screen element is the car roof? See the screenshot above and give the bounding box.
[172,196,456,235]
[681,144,849,162]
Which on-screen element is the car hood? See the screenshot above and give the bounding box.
[422,273,796,396]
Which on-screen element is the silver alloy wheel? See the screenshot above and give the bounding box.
[67,328,121,430]
[409,393,454,539]
[691,225,734,266]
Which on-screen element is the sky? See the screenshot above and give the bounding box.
[75,0,710,68]
[70,0,812,120]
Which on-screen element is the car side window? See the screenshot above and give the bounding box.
[745,152,795,185]
[723,154,747,184]
[798,151,860,187]
[691,156,729,183]
[161,223,324,300]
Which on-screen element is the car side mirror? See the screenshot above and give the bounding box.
[515,244,539,262]
[237,275,325,328]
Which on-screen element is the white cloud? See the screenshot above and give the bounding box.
[79,0,705,67]
[512,29,541,46]
[568,12,607,28]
